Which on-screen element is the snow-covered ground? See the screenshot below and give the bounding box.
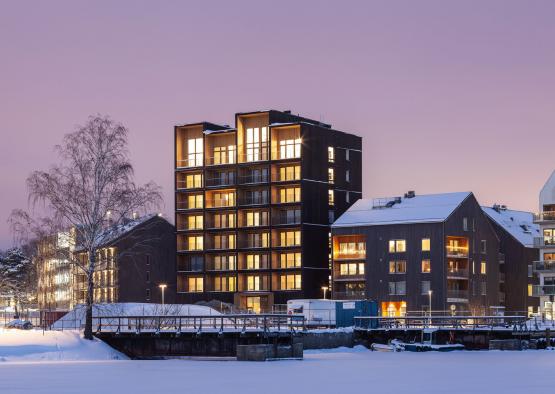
[0,328,126,362]
[0,338,554,394]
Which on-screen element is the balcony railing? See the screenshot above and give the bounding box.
[271,148,301,161]
[446,289,469,300]
[205,154,236,166]
[446,246,469,258]
[446,268,469,278]
[533,260,555,272]
[534,211,555,222]
[176,180,203,190]
[334,252,366,260]
[238,196,269,206]
[205,198,236,208]
[205,261,237,271]
[333,291,366,300]
[176,201,203,210]
[532,285,555,297]
[237,174,269,185]
[534,237,555,248]
[272,212,301,225]
[238,151,269,163]
[176,157,203,169]
[177,260,204,272]
[205,176,236,188]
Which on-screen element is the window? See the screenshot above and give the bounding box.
[346,170,350,183]
[213,145,236,165]
[388,281,406,295]
[528,284,533,297]
[421,281,431,295]
[328,147,335,162]
[328,168,334,184]
[245,189,267,205]
[280,230,301,247]
[480,261,487,275]
[280,274,302,290]
[246,232,268,248]
[279,165,300,181]
[389,239,406,253]
[345,149,350,161]
[146,288,151,300]
[279,252,301,268]
[421,238,430,252]
[246,254,264,269]
[214,276,236,292]
[214,255,235,270]
[213,191,235,207]
[246,211,267,227]
[463,217,469,231]
[188,215,204,230]
[328,190,335,206]
[480,281,487,295]
[214,234,235,249]
[187,194,204,209]
[389,260,406,274]
[346,192,350,204]
[279,187,301,203]
[279,138,301,159]
[328,210,335,224]
[214,213,235,228]
[188,277,204,292]
[246,127,268,162]
[481,240,487,254]
[188,235,203,251]
[187,138,203,166]
[421,259,431,273]
[146,255,150,265]
[247,275,261,291]
[185,173,203,188]
[146,271,150,283]
[339,263,365,276]
[544,229,555,245]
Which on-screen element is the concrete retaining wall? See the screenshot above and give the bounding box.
[296,331,354,349]
[236,343,303,361]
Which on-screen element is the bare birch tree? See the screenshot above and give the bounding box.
[14,115,161,339]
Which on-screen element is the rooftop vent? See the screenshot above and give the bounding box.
[492,204,508,213]
[372,196,402,209]
[404,190,416,199]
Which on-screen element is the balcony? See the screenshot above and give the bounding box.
[534,237,555,248]
[531,285,555,297]
[205,153,236,167]
[272,210,301,225]
[237,173,269,185]
[446,289,469,300]
[238,195,270,206]
[176,197,203,211]
[533,260,555,272]
[205,197,236,209]
[205,258,237,271]
[177,258,204,272]
[446,268,469,278]
[534,211,555,222]
[238,151,269,163]
[333,291,366,300]
[446,246,469,258]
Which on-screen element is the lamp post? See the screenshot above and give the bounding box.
[159,284,167,307]
[428,290,433,327]
[321,286,329,300]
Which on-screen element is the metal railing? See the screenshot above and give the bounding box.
[446,290,469,299]
[95,314,305,334]
[205,155,236,166]
[532,285,555,296]
[534,237,555,248]
[237,174,269,184]
[446,268,469,277]
[534,211,555,221]
[533,260,555,272]
[446,247,469,258]
[354,315,529,330]
[333,291,366,300]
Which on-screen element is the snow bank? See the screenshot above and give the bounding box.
[52,303,220,329]
[0,328,126,362]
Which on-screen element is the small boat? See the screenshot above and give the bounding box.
[390,339,464,352]
[370,341,404,352]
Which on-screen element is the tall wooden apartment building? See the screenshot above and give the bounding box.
[174,110,362,312]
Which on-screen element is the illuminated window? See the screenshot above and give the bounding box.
[280,187,301,203]
[247,232,269,248]
[421,259,431,273]
[337,239,365,258]
[246,211,267,227]
[279,165,300,181]
[279,138,301,159]
[339,263,364,276]
[389,260,406,274]
[188,236,203,251]
[214,276,236,292]
[247,275,261,291]
[188,277,204,292]
[328,146,335,162]
[246,254,261,269]
[187,138,203,167]
[187,215,203,230]
[328,168,334,184]
[389,239,406,253]
[280,230,301,247]
[246,127,268,162]
[212,191,235,207]
[213,145,236,164]
[328,190,335,206]
[480,261,487,275]
[214,255,235,270]
[214,234,235,249]
[280,274,302,290]
[214,213,235,228]
[279,252,301,268]
[528,284,533,297]
[185,173,203,188]
[187,194,204,209]
[421,238,430,252]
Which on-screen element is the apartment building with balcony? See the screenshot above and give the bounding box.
[174,109,362,312]
[532,170,555,318]
[482,205,540,315]
[331,191,500,316]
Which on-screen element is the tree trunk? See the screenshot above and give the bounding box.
[83,251,95,340]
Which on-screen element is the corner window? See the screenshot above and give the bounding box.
[389,239,406,253]
[421,238,430,252]
[328,190,335,206]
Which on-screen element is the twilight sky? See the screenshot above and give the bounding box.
[1,0,554,249]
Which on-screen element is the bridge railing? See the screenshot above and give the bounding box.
[95,314,306,334]
[354,315,529,331]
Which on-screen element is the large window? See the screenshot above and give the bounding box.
[212,191,235,207]
[280,274,301,290]
[388,281,406,295]
[185,173,203,188]
[187,138,203,167]
[214,276,236,292]
[187,215,204,230]
[214,234,235,249]
[389,239,406,253]
[214,255,236,270]
[279,165,300,181]
[246,211,268,226]
[213,145,236,165]
[247,275,261,291]
[279,138,301,159]
[279,230,301,247]
[246,127,268,162]
[187,194,203,209]
[214,213,235,229]
[279,252,301,268]
[188,236,203,251]
[188,277,204,292]
[421,238,430,252]
[336,237,366,258]
[339,263,365,276]
[389,260,406,274]
[279,187,301,203]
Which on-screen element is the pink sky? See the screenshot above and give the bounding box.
[1,1,554,248]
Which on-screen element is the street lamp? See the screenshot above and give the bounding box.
[159,284,167,307]
[321,286,329,300]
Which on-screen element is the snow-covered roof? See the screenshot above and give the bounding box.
[92,214,160,248]
[203,128,236,135]
[332,192,472,228]
[482,206,540,248]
